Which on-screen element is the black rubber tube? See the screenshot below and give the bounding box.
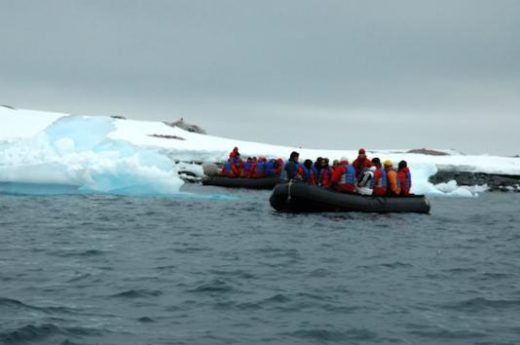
[202,176,282,190]
[270,182,431,214]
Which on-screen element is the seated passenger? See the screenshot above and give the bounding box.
[248,157,257,177]
[384,160,401,196]
[330,158,356,193]
[265,159,277,177]
[220,159,234,177]
[301,159,316,184]
[242,157,253,177]
[318,158,333,188]
[352,148,372,180]
[283,151,302,180]
[356,167,375,195]
[253,156,267,178]
[312,157,323,182]
[274,158,284,175]
[398,160,412,196]
[229,154,244,177]
[332,159,340,173]
[371,157,387,196]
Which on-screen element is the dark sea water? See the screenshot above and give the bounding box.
[1,185,519,345]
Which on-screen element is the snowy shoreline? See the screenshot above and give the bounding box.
[1,106,519,196]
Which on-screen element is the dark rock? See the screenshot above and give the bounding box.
[407,148,450,156]
[149,134,185,140]
[429,171,520,192]
[164,118,206,134]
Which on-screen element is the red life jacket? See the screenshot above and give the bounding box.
[275,159,284,175]
[398,167,412,196]
[331,164,356,192]
[319,167,333,188]
[230,157,244,177]
[352,157,372,178]
[372,168,387,196]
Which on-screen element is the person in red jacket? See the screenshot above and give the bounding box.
[398,160,412,196]
[230,154,244,177]
[330,158,356,193]
[371,157,387,196]
[318,158,333,188]
[220,153,244,177]
[352,148,372,180]
[274,158,284,176]
[229,146,239,159]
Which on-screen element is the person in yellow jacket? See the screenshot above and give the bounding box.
[384,160,401,196]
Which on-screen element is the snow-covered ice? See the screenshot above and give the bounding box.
[1,106,519,196]
[0,108,183,195]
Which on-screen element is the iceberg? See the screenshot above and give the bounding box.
[0,113,183,195]
[1,106,519,197]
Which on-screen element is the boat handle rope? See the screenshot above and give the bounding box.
[287,179,293,201]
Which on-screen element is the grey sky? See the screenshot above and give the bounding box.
[1,0,519,155]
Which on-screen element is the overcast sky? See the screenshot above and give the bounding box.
[1,0,519,155]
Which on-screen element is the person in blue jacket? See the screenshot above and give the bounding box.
[283,151,301,180]
[301,159,316,184]
[265,159,277,176]
[253,157,267,177]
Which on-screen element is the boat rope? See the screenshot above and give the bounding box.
[287,179,293,201]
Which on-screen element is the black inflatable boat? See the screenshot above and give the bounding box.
[270,182,430,213]
[202,176,282,190]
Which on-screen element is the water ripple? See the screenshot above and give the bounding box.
[285,328,378,342]
[111,289,163,298]
[1,189,519,344]
[441,297,520,312]
[188,279,235,293]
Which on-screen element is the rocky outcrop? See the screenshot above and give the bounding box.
[407,148,450,156]
[149,134,185,140]
[111,115,127,120]
[164,118,206,134]
[429,171,520,192]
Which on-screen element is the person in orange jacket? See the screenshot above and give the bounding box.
[371,158,387,196]
[384,160,401,196]
[330,158,356,193]
[352,148,372,180]
[398,160,412,196]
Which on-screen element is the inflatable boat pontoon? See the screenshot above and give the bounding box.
[270,182,430,213]
[202,176,282,190]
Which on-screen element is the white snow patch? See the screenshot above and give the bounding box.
[1,107,519,197]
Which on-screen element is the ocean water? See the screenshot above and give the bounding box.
[1,185,519,345]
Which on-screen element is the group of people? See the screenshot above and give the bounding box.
[220,147,412,197]
[220,147,284,178]
[284,149,412,196]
